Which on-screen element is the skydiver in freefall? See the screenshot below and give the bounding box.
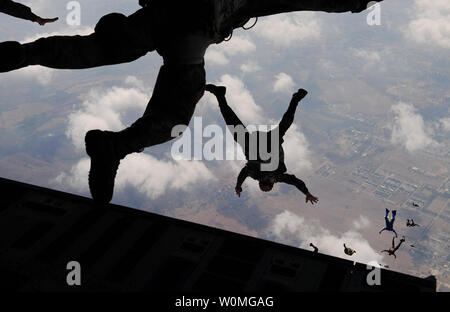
[381,236,405,259]
[0,0,384,204]
[205,84,318,204]
[379,208,398,238]
[343,243,356,256]
[310,243,318,253]
[0,0,58,25]
[406,219,420,227]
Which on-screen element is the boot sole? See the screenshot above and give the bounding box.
[85,130,118,204]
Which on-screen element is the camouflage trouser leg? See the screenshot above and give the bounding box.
[113,63,206,158]
[23,9,154,69]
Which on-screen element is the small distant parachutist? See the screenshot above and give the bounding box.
[343,243,356,256]
[309,243,318,253]
[406,219,420,227]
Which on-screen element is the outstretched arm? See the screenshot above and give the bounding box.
[278,174,308,194]
[0,0,58,25]
[235,167,249,197]
[279,174,318,205]
[278,173,318,204]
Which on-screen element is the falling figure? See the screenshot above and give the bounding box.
[0,0,384,204]
[205,84,318,204]
[406,219,420,227]
[309,243,318,253]
[381,236,406,259]
[379,208,398,238]
[343,244,356,256]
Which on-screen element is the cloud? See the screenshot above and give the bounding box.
[66,76,150,152]
[273,72,295,93]
[221,35,256,55]
[205,49,230,66]
[440,117,450,131]
[205,35,256,66]
[55,153,216,200]
[390,102,436,152]
[116,154,216,199]
[201,74,265,124]
[406,0,450,48]
[0,65,55,86]
[57,76,217,200]
[54,157,90,193]
[267,210,384,264]
[353,49,381,63]
[282,124,312,173]
[254,12,321,46]
[240,61,261,73]
[353,215,370,230]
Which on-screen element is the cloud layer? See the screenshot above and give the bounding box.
[205,35,256,66]
[55,153,216,200]
[390,102,436,152]
[273,72,295,93]
[268,210,384,264]
[66,76,149,152]
[254,12,321,46]
[407,0,450,48]
[57,76,216,200]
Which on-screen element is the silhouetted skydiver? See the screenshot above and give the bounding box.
[343,244,356,256]
[205,84,318,204]
[0,0,58,25]
[406,219,420,227]
[309,243,318,253]
[381,236,405,259]
[379,208,398,237]
[412,202,419,207]
[0,0,383,203]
